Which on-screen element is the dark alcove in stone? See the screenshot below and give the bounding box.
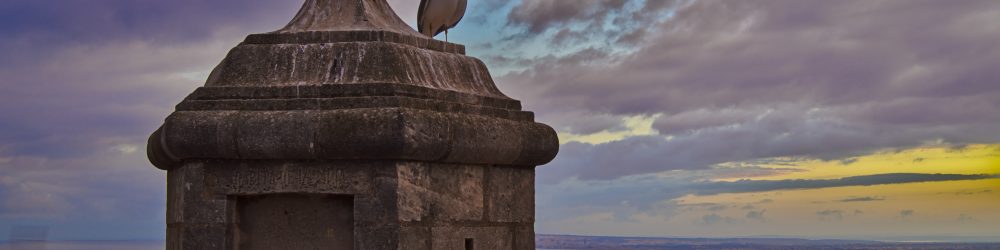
[234,194,354,250]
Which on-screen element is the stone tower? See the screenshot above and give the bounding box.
[145,0,559,249]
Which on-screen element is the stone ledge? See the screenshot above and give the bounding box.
[185,84,522,110]
[177,96,534,121]
[246,31,465,54]
[148,108,559,170]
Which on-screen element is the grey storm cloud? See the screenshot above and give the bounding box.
[507,0,628,33]
[498,0,1000,180]
[0,1,304,240]
[504,0,676,46]
[0,1,303,158]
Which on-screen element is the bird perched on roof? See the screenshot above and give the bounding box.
[417,0,467,41]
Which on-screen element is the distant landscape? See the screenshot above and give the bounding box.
[536,234,1000,250]
[3,236,1000,250]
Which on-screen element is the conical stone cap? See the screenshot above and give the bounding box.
[202,0,504,98]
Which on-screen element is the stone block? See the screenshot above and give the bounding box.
[355,174,401,226]
[513,225,535,250]
[162,111,240,160]
[177,224,227,250]
[354,226,400,250]
[429,164,484,222]
[167,163,228,224]
[235,111,317,159]
[444,114,522,165]
[431,226,512,250]
[396,163,432,222]
[487,167,535,223]
[315,109,407,159]
[399,226,432,250]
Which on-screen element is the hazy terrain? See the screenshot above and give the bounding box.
[536,235,1000,250]
[4,236,1000,250]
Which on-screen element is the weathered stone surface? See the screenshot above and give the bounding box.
[246,31,466,54]
[154,108,558,169]
[397,163,432,222]
[204,161,373,195]
[205,42,498,97]
[429,164,485,222]
[513,225,535,250]
[275,0,422,37]
[150,0,556,249]
[235,194,354,250]
[167,163,227,224]
[487,167,535,223]
[354,226,400,250]
[182,84,519,109]
[174,224,227,250]
[431,226,513,250]
[399,226,432,250]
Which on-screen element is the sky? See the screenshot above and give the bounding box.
[1,0,999,242]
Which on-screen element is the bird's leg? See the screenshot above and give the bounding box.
[446,30,449,42]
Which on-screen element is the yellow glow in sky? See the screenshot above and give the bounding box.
[558,114,661,145]
[717,144,1000,181]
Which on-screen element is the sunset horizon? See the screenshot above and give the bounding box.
[1,0,998,248]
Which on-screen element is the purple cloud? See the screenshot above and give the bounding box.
[499,0,1000,180]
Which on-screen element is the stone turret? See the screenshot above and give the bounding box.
[147,0,558,249]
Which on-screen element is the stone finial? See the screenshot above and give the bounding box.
[274,0,423,37]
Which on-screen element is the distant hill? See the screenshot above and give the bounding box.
[536,234,1000,250]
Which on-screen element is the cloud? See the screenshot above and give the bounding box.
[817,210,845,221]
[745,210,766,221]
[706,204,728,212]
[688,174,999,196]
[839,196,887,203]
[0,0,305,240]
[900,209,916,217]
[953,189,993,195]
[0,0,300,47]
[0,151,165,240]
[507,0,629,33]
[537,171,999,227]
[498,0,1000,180]
[957,213,975,222]
[700,213,739,225]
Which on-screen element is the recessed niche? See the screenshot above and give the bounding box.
[234,194,354,250]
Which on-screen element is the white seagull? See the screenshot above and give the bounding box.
[417,0,468,41]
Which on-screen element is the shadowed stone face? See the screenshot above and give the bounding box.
[236,194,355,250]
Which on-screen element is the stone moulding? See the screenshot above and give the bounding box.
[245,31,466,54]
[149,108,558,169]
[149,82,560,170]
